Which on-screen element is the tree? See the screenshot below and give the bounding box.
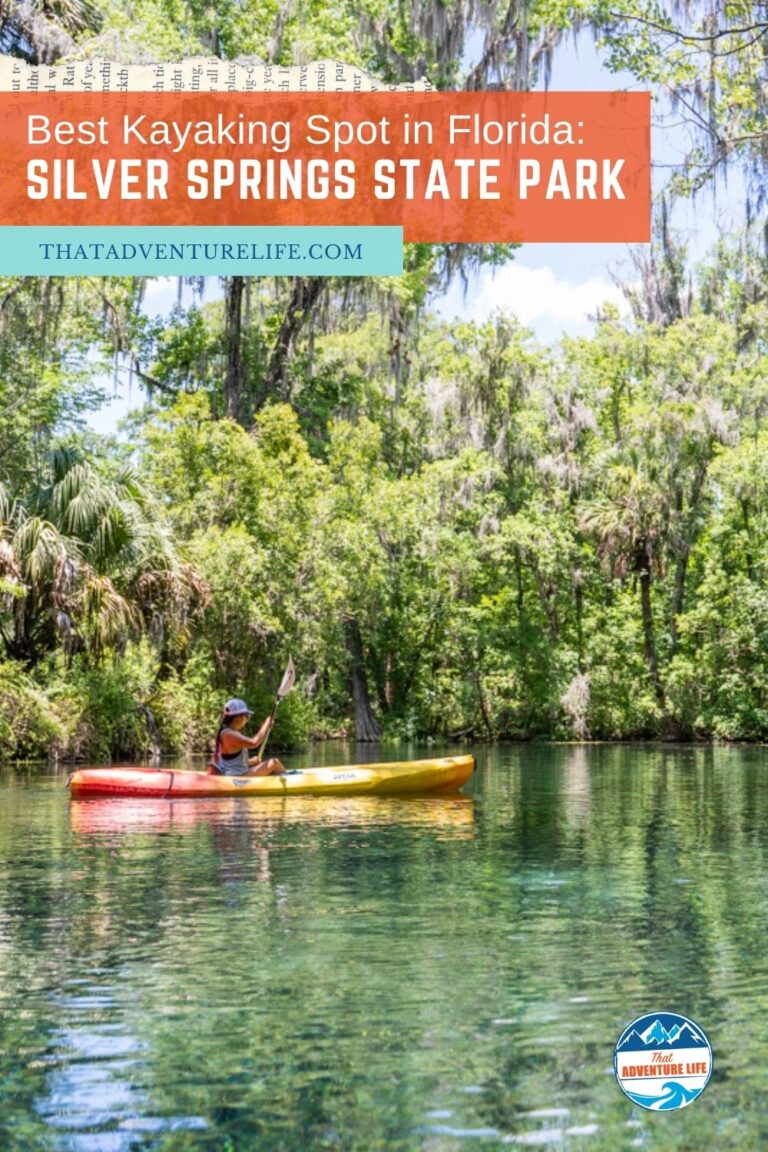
[593,0,768,194]
[0,448,202,666]
[581,448,669,711]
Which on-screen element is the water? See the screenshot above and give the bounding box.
[1,743,768,1151]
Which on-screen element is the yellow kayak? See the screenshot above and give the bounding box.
[68,755,475,799]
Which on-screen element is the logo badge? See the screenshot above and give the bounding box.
[614,1011,713,1111]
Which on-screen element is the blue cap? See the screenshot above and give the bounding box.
[223,698,252,717]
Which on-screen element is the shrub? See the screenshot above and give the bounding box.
[0,660,66,761]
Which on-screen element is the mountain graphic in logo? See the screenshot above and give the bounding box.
[614,1011,713,1113]
[617,1014,709,1051]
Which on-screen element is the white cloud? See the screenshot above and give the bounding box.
[441,261,630,342]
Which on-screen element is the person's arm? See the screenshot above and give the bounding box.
[242,717,275,763]
[246,717,275,766]
[251,715,274,750]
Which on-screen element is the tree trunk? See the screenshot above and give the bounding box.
[473,657,494,739]
[669,550,689,653]
[345,617,382,741]
[636,541,665,710]
[384,651,394,708]
[670,463,708,653]
[742,498,755,579]
[389,292,408,406]
[533,561,558,641]
[224,276,245,424]
[263,277,325,400]
[575,580,584,672]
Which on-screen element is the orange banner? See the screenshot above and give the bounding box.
[0,91,650,242]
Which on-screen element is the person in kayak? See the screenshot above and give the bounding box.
[208,698,286,776]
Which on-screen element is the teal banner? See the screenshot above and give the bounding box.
[0,226,403,276]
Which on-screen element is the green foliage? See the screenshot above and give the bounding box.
[0,441,201,669]
[591,0,768,192]
[582,593,664,737]
[145,672,199,754]
[6,228,768,756]
[50,0,587,93]
[668,567,768,741]
[2,0,766,760]
[0,661,65,760]
[51,642,161,761]
[244,682,318,752]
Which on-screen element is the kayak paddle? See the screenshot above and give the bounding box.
[258,656,296,761]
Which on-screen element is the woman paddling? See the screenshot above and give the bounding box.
[208,698,286,777]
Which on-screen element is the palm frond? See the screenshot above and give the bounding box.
[13,517,77,586]
[0,538,22,583]
[81,574,141,654]
[0,481,22,528]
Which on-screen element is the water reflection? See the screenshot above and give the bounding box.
[33,979,209,1151]
[2,745,768,1150]
[68,794,475,839]
[36,982,147,1141]
[561,746,591,829]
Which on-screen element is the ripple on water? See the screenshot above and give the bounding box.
[5,748,768,1151]
[53,987,117,1010]
[118,1117,208,1132]
[421,1125,501,1138]
[35,981,183,1147]
[50,1030,145,1061]
[502,1130,564,1146]
[53,1137,146,1152]
[519,1109,570,1119]
[36,1058,147,1133]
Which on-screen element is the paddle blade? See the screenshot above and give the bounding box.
[277,656,296,700]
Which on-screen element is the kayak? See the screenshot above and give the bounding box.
[68,755,475,799]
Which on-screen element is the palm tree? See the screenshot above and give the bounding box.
[0,0,95,63]
[0,449,205,665]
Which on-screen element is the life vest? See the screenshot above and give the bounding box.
[211,723,252,776]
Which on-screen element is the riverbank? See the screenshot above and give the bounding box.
[4,733,768,768]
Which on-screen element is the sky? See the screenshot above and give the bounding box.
[87,30,746,435]
[437,27,747,342]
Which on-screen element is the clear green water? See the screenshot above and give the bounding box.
[1,744,767,1151]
